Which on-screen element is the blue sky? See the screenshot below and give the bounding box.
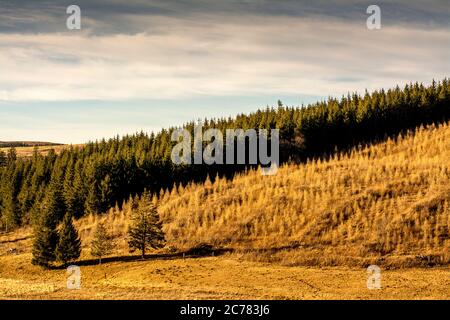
[0,95,322,143]
[1,0,449,143]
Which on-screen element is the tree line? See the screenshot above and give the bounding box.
[0,79,449,230]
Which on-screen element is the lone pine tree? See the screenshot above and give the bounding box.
[55,213,81,265]
[91,222,115,264]
[128,192,165,258]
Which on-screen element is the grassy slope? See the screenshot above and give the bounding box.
[153,121,450,267]
[0,122,449,299]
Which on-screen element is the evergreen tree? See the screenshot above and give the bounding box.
[31,211,59,268]
[63,162,76,216]
[1,185,20,230]
[0,150,6,167]
[55,213,81,265]
[90,222,115,264]
[128,192,165,258]
[1,167,22,229]
[7,147,17,164]
[72,163,86,216]
[85,163,102,214]
[43,180,66,223]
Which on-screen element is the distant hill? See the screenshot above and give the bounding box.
[0,141,62,148]
[0,144,73,158]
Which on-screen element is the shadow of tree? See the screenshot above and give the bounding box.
[0,236,32,244]
[52,247,233,269]
[51,243,311,269]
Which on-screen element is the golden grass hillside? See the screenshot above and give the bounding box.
[1,122,450,300]
[156,122,448,265]
[62,121,450,268]
[2,122,449,268]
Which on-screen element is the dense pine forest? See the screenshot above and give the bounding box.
[0,79,449,230]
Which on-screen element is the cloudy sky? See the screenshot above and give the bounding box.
[1,0,449,143]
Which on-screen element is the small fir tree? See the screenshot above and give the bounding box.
[91,222,115,264]
[128,192,165,258]
[31,211,59,268]
[55,213,81,265]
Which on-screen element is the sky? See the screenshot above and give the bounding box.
[1,0,449,144]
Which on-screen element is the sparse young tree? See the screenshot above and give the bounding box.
[91,222,115,264]
[128,193,165,258]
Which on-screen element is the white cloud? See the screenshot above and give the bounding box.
[0,14,449,102]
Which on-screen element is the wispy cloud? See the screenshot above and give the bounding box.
[0,0,449,142]
[1,0,449,35]
[1,14,449,102]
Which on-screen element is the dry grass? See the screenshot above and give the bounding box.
[152,122,449,266]
[0,250,448,300]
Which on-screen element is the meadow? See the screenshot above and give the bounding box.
[0,244,448,299]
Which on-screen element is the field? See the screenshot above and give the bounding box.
[0,249,448,300]
[0,144,76,158]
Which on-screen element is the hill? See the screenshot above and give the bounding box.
[0,79,449,230]
[1,121,449,299]
[126,121,448,267]
[12,119,442,268]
